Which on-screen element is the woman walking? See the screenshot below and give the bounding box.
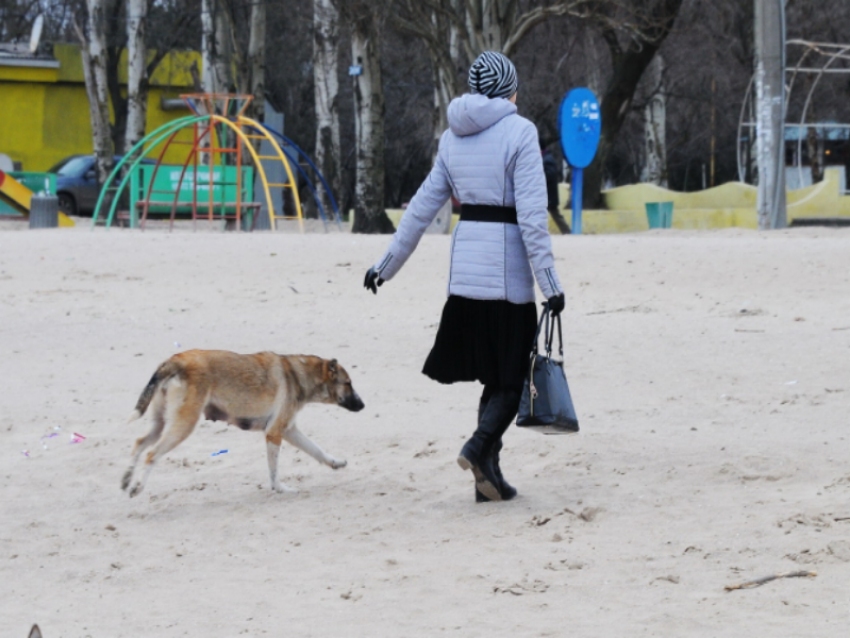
[364,51,565,502]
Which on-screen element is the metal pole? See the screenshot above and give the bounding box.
[571,167,583,235]
[755,0,787,229]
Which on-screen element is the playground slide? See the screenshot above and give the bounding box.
[0,169,75,226]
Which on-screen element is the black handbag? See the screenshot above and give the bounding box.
[516,304,579,434]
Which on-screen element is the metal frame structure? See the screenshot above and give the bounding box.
[738,40,850,192]
[92,94,339,231]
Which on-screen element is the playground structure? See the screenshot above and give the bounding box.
[738,40,850,191]
[0,169,75,226]
[92,94,341,231]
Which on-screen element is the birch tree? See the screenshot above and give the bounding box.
[640,54,667,186]
[345,1,394,233]
[125,0,148,156]
[73,0,114,186]
[201,0,234,96]
[393,0,591,152]
[247,0,266,122]
[313,0,342,218]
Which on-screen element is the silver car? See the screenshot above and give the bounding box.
[49,155,154,216]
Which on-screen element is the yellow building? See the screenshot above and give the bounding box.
[0,43,199,171]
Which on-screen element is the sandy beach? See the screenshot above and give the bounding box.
[2,222,849,636]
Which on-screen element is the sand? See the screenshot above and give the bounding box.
[2,221,849,637]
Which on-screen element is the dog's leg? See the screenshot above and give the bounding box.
[266,429,298,494]
[122,394,166,491]
[129,381,203,498]
[282,423,347,469]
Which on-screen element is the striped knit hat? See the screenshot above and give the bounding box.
[468,51,518,99]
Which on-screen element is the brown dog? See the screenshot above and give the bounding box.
[122,350,364,497]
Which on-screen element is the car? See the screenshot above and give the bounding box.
[48,154,155,216]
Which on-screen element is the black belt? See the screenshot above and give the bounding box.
[460,204,518,225]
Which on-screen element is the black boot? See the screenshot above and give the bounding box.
[475,439,517,502]
[460,387,520,502]
[492,439,517,500]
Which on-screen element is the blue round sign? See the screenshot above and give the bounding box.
[559,88,601,169]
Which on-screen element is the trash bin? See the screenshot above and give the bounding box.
[29,194,59,229]
[645,201,674,229]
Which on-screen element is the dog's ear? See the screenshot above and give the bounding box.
[29,625,43,638]
[328,359,338,376]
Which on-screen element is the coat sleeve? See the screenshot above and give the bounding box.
[371,133,453,281]
[513,123,564,299]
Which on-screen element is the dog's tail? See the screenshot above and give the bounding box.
[127,360,182,422]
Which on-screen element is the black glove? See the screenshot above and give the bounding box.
[547,293,565,317]
[364,267,384,295]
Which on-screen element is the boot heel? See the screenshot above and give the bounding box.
[457,454,473,471]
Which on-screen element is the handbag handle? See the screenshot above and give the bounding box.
[547,311,564,357]
[531,303,549,356]
[532,303,563,358]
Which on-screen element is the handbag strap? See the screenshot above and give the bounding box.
[532,302,550,356]
[533,303,564,358]
[547,312,564,357]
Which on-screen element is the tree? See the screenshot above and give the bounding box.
[125,0,148,156]
[72,0,198,182]
[201,0,234,94]
[343,0,395,233]
[246,0,266,122]
[73,0,114,185]
[640,54,667,186]
[313,0,342,218]
[582,0,685,206]
[392,0,591,155]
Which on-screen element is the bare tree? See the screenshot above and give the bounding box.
[313,0,342,216]
[392,0,591,155]
[582,0,684,206]
[344,1,394,233]
[124,0,147,155]
[73,0,114,185]
[246,0,266,122]
[201,0,234,94]
[640,54,667,186]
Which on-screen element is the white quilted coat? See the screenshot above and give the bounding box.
[372,93,563,304]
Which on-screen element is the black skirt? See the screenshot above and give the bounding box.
[422,295,538,388]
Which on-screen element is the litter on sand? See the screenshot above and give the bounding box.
[70,433,86,444]
[724,570,816,591]
[211,449,229,456]
[21,450,29,457]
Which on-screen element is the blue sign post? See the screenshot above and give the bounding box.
[558,88,601,235]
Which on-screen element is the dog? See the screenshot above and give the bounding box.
[122,350,364,497]
[29,626,42,638]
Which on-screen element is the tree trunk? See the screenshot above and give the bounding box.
[313,0,341,218]
[80,0,114,186]
[201,0,233,96]
[248,0,267,123]
[350,12,393,234]
[584,0,684,207]
[125,0,148,156]
[641,54,667,187]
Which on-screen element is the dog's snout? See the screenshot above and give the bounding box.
[342,391,365,412]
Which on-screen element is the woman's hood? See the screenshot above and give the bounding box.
[447,93,517,137]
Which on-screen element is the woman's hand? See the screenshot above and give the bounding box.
[547,293,565,316]
[364,267,384,294]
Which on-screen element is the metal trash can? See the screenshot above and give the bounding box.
[29,194,59,229]
[645,201,673,229]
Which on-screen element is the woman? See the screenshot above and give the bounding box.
[364,51,565,502]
